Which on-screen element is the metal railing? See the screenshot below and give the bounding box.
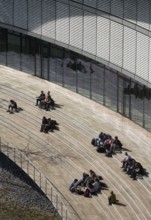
[0,137,81,220]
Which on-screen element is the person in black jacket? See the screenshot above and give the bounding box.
[112,136,123,153]
[40,116,48,132]
[36,91,45,106]
[8,100,17,113]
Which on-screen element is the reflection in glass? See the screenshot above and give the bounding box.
[91,62,104,104]
[7,32,20,70]
[64,50,77,92]
[104,68,117,112]
[0,28,7,65]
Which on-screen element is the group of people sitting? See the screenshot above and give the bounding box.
[40,116,59,133]
[7,100,18,113]
[91,132,123,156]
[36,91,55,111]
[121,152,144,180]
[69,170,104,197]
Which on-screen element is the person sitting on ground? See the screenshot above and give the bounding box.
[108,191,117,205]
[69,179,78,192]
[44,91,52,111]
[44,118,52,133]
[73,172,89,189]
[130,162,144,180]
[104,135,113,150]
[8,100,17,113]
[87,179,101,194]
[92,178,101,193]
[105,148,113,157]
[40,116,48,132]
[112,136,123,152]
[89,170,97,180]
[121,152,131,168]
[36,91,45,106]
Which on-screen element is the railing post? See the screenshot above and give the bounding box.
[14,148,16,162]
[27,160,29,175]
[51,186,53,202]
[45,179,47,195]
[61,202,63,218]
[66,209,68,220]
[56,194,58,211]
[34,166,35,182]
[40,172,41,188]
[7,142,9,156]
[0,137,1,151]
[20,153,22,169]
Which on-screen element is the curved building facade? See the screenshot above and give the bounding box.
[0,0,151,131]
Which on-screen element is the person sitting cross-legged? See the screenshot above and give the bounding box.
[7,100,18,113]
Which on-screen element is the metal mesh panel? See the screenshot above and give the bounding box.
[70,6,83,49]
[123,26,136,74]
[28,0,41,34]
[111,0,124,18]
[97,16,110,61]
[137,0,149,30]
[72,0,83,3]
[56,2,69,44]
[42,0,56,39]
[110,21,123,67]
[0,0,13,25]
[124,0,137,24]
[83,11,96,54]
[97,0,111,13]
[83,0,97,8]
[14,0,27,29]
[136,33,149,81]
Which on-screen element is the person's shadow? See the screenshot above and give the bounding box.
[115,201,126,206]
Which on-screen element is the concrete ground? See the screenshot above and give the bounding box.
[0,65,151,220]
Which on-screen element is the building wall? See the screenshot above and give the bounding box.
[0,0,151,87]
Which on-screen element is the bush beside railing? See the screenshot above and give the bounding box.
[0,137,81,220]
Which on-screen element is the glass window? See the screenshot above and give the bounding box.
[21,36,35,75]
[49,45,63,86]
[0,28,7,65]
[144,87,151,131]
[130,81,144,127]
[91,61,104,104]
[64,50,77,92]
[42,42,49,80]
[118,76,131,117]
[77,55,90,98]
[7,32,20,70]
[104,67,118,112]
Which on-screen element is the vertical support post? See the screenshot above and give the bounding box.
[14,148,16,162]
[7,142,9,156]
[20,153,22,169]
[34,166,35,182]
[51,187,53,202]
[65,209,68,220]
[27,160,29,175]
[40,172,41,188]
[0,137,1,151]
[45,179,47,195]
[61,202,63,218]
[56,194,58,211]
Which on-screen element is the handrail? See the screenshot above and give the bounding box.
[0,137,81,220]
